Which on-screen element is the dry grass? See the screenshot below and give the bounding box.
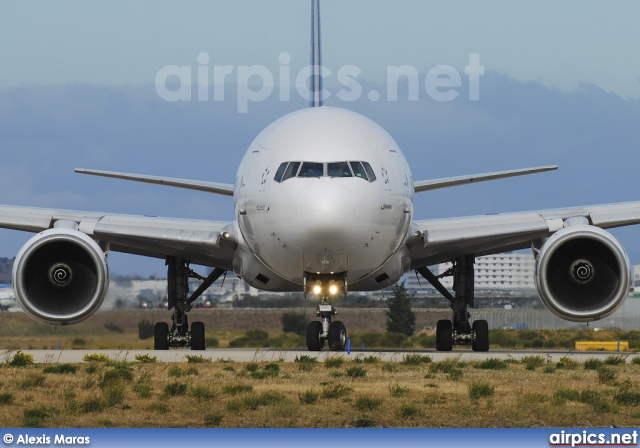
[2,354,640,427]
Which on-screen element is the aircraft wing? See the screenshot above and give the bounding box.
[407,201,640,269]
[413,165,557,193]
[0,205,236,269]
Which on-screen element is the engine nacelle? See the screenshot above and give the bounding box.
[12,228,109,325]
[535,224,631,322]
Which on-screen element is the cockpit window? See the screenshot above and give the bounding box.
[274,162,288,182]
[298,162,324,178]
[282,161,301,181]
[362,162,376,182]
[328,162,352,178]
[349,162,367,180]
[275,161,377,183]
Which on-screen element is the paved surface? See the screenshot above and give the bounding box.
[9,348,635,363]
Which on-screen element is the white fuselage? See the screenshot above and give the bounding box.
[232,107,414,292]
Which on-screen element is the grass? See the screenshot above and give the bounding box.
[2,347,640,427]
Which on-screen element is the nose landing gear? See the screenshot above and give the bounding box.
[304,273,348,352]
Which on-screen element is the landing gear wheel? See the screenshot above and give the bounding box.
[191,321,206,350]
[154,322,169,350]
[436,319,453,352]
[472,320,489,352]
[328,321,347,352]
[306,321,324,351]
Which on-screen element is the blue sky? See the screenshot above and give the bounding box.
[1,1,639,97]
[0,1,639,276]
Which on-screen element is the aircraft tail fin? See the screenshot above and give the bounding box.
[310,0,323,107]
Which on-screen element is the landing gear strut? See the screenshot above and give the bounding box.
[153,256,225,350]
[304,274,347,352]
[417,255,489,352]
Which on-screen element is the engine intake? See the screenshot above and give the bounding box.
[12,228,109,325]
[535,224,630,322]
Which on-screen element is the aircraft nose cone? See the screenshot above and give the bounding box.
[297,182,354,241]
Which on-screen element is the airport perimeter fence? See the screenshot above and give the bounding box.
[471,299,640,331]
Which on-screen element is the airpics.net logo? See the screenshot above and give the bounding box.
[154,52,484,113]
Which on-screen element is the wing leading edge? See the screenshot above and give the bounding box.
[407,201,640,269]
[413,165,557,193]
[0,205,235,268]
[75,168,235,196]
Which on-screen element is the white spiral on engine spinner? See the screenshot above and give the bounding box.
[570,259,594,284]
[49,263,72,287]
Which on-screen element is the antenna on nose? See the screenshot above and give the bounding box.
[310,0,323,107]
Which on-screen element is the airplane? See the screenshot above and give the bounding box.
[1,0,638,353]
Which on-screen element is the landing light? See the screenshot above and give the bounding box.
[329,284,338,295]
[313,285,322,295]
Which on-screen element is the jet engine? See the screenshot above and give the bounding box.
[534,223,631,322]
[12,228,109,325]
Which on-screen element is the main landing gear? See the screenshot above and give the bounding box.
[417,255,489,352]
[305,274,348,352]
[153,256,226,350]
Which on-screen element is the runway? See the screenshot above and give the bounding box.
[12,348,635,364]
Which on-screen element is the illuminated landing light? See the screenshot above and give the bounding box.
[329,284,338,295]
[313,285,322,295]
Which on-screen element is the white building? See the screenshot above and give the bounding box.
[404,251,536,292]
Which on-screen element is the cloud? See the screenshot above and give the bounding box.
[0,73,638,273]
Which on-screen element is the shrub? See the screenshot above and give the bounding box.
[346,366,366,378]
[429,357,466,373]
[223,384,253,395]
[245,329,269,341]
[204,414,223,426]
[281,311,309,336]
[205,337,219,347]
[556,357,579,370]
[104,323,124,333]
[43,364,78,374]
[353,417,377,428]
[389,384,409,397]
[138,319,155,340]
[134,354,157,363]
[0,392,14,404]
[185,354,211,363]
[164,382,187,397]
[584,358,604,370]
[403,354,432,365]
[398,404,421,418]
[631,357,640,365]
[474,358,508,370]
[298,390,320,404]
[169,366,198,377]
[321,384,352,399]
[354,396,383,411]
[295,355,317,371]
[604,355,626,366]
[10,351,34,367]
[521,356,545,370]
[468,382,495,399]
[20,374,46,390]
[81,398,105,413]
[325,356,345,369]
[614,390,640,406]
[363,355,380,364]
[597,367,617,385]
[22,406,59,427]
[133,374,153,399]
[83,353,112,363]
[192,386,217,402]
[553,388,581,403]
[448,368,464,381]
